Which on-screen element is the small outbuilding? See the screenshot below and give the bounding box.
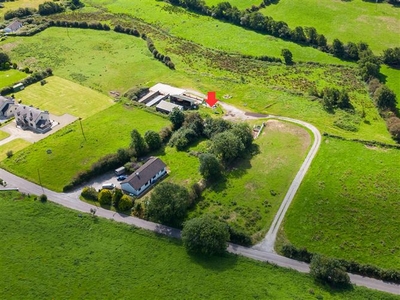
[120,157,167,196]
[13,83,24,92]
[156,100,183,114]
[4,20,23,34]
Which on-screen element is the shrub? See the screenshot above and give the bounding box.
[98,189,112,205]
[6,150,13,158]
[39,194,48,202]
[118,195,133,211]
[81,186,98,201]
[310,254,350,287]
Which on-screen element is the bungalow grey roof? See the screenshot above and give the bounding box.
[5,20,23,32]
[121,157,166,190]
[156,100,183,113]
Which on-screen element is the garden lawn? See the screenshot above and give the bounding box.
[0,192,398,299]
[190,120,311,241]
[15,76,114,118]
[261,0,399,53]
[0,138,31,160]
[281,138,400,270]
[0,104,169,191]
[0,69,26,89]
[0,131,10,141]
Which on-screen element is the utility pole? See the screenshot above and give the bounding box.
[79,117,86,141]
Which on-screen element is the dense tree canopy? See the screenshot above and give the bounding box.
[182,214,230,256]
[144,130,162,152]
[199,153,222,180]
[374,85,397,111]
[169,108,185,130]
[281,49,293,65]
[210,131,245,164]
[130,129,146,157]
[146,182,190,226]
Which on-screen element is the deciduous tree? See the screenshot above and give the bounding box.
[144,130,162,151]
[199,153,222,180]
[182,215,230,255]
[310,254,350,287]
[146,182,190,226]
[130,129,146,157]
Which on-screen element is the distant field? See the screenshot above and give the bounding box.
[261,0,399,53]
[0,0,47,21]
[191,120,311,241]
[1,104,169,191]
[281,138,400,270]
[87,0,346,64]
[0,138,31,160]
[0,193,397,300]
[15,76,114,119]
[0,69,26,89]
[2,28,392,142]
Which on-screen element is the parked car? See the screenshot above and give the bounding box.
[117,175,127,181]
[102,183,115,190]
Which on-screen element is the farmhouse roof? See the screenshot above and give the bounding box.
[122,157,166,190]
[150,83,186,96]
[5,20,23,32]
[156,100,183,113]
[170,94,197,104]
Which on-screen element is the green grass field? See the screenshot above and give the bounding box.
[15,76,114,118]
[2,27,391,142]
[281,138,400,270]
[261,0,399,53]
[0,69,26,88]
[191,119,311,241]
[0,138,31,160]
[86,0,347,64]
[0,192,398,299]
[0,0,47,21]
[1,104,169,191]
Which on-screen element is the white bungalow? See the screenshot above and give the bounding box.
[120,157,167,196]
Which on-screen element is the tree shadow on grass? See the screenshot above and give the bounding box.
[313,280,355,296]
[189,251,238,271]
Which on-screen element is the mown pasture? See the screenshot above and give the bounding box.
[281,138,400,270]
[2,27,392,142]
[0,192,398,299]
[261,0,399,53]
[0,138,30,159]
[0,103,169,191]
[15,76,114,119]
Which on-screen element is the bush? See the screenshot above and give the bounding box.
[310,254,350,287]
[81,186,98,201]
[228,226,252,246]
[118,195,133,211]
[98,189,112,205]
[39,194,47,203]
[6,150,13,158]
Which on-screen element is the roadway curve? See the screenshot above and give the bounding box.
[0,110,399,295]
